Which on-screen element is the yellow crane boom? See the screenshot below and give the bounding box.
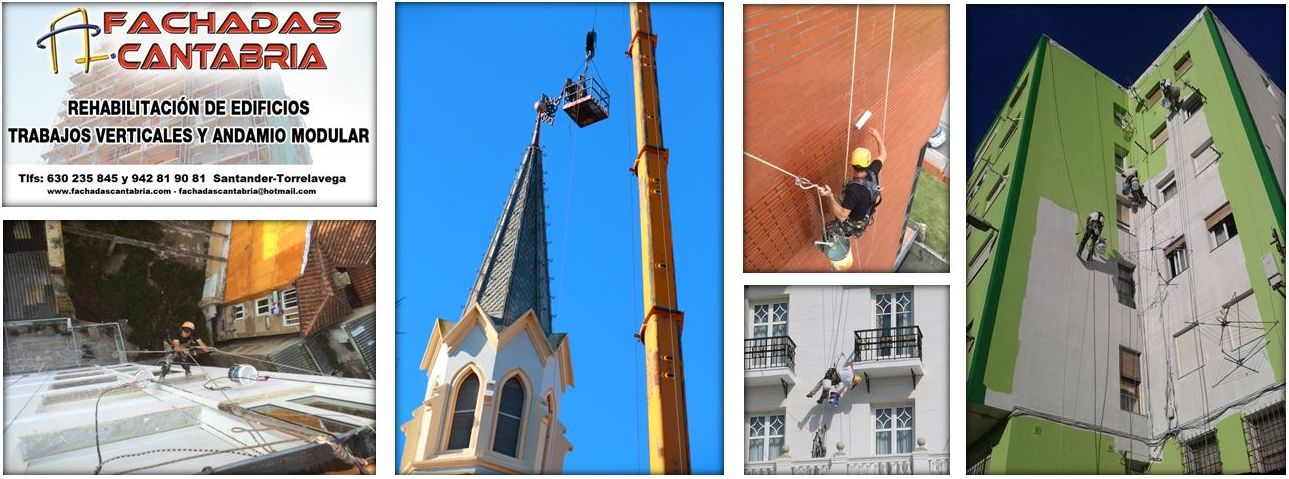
[627,2,690,474]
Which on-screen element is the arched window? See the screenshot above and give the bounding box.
[492,377,526,457]
[446,373,479,450]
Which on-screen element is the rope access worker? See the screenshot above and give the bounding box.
[818,127,886,242]
[1160,79,1183,114]
[162,321,210,379]
[1077,211,1106,262]
[805,366,844,404]
[1121,166,1146,205]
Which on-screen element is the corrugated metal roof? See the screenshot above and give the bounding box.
[343,309,376,379]
[466,144,554,334]
[3,252,57,321]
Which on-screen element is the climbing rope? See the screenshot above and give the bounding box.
[743,152,825,192]
[107,439,301,475]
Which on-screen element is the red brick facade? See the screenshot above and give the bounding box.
[744,5,948,271]
[297,220,377,335]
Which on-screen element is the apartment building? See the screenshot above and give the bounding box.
[966,8,1285,474]
[744,285,948,475]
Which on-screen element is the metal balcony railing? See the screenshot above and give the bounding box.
[744,336,796,371]
[853,325,923,362]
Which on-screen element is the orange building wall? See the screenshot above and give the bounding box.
[223,220,308,303]
[744,4,948,272]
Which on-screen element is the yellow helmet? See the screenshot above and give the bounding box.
[850,147,873,168]
[181,321,195,330]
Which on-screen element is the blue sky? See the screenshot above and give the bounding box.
[967,5,1286,173]
[395,3,723,474]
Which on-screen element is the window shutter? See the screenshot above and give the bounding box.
[1205,203,1232,230]
[492,378,526,457]
[1164,237,1186,256]
[446,374,479,450]
[1120,348,1141,381]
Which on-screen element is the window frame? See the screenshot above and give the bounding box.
[1164,238,1189,281]
[1206,204,1238,250]
[491,374,528,458]
[873,405,915,455]
[1150,123,1169,150]
[747,413,786,463]
[1183,431,1222,474]
[231,304,245,322]
[874,291,916,359]
[254,296,272,316]
[1156,171,1178,204]
[444,370,483,451]
[1173,52,1193,78]
[1119,347,1142,415]
[750,301,789,340]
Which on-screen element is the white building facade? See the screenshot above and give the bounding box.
[744,285,949,475]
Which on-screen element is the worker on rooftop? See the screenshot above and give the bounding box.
[164,321,211,379]
[1077,211,1106,262]
[818,127,886,242]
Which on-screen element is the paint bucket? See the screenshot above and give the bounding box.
[229,364,260,385]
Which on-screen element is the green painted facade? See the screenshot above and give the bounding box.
[967,8,1285,474]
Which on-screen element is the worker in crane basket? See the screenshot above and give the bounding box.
[818,128,886,244]
[162,321,211,379]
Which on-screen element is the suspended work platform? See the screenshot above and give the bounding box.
[561,76,610,127]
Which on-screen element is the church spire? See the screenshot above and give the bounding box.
[465,97,558,333]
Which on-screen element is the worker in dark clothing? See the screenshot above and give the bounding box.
[818,127,886,239]
[1077,211,1106,262]
[805,366,844,404]
[1161,79,1183,114]
[163,321,210,379]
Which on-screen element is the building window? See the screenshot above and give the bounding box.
[1117,200,1132,229]
[282,288,300,326]
[1119,347,1141,414]
[282,288,298,309]
[1113,105,1130,130]
[1116,262,1136,307]
[1184,431,1222,474]
[255,296,272,316]
[1206,203,1238,249]
[1150,123,1169,150]
[747,414,785,462]
[751,302,788,339]
[1114,146,1128,171]
[984,166,1010,214]
[874,406,914,455]
[1164,238,1189,280]
[1157,172,1177,203]
[998,121,1018,151]
[446,373,480,450]
[1174,52,1193,78]
[875,291,915,358]
[1009,74,1029,110]
[231,304,245,322]
[1146,83,1163,107]
[1265,76,1278,98]
[13,221,32,240]
[1243,402,1285,473]
[1174,324,1202,376]
[492,377,526,457]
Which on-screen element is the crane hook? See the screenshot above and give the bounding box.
[585,30,597,62]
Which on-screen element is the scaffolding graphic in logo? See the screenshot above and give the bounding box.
[35,7,114,74]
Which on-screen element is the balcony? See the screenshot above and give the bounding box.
[745,451,949,475]
[852,326,924,379]
[745,336,796,387]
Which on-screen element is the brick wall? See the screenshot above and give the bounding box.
[744,4,949,271]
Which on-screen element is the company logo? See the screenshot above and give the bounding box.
[35,7,115,75]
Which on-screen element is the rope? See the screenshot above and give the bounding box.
[883,5,896,136]
[107,438,301,475]
[743,152,825,191]
[93,383,134,474]
[843,5,860,183]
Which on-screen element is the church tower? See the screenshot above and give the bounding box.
[401,101,575,474]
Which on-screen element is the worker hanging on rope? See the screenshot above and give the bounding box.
[1120,166,1147,206]
[1077,211,1106,262]
[1160,79,1183,115]
[160,321,211,380]
[817,128,886,264]
[805,366,845,405]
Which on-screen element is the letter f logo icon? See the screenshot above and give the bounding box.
[36,7,114,74]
